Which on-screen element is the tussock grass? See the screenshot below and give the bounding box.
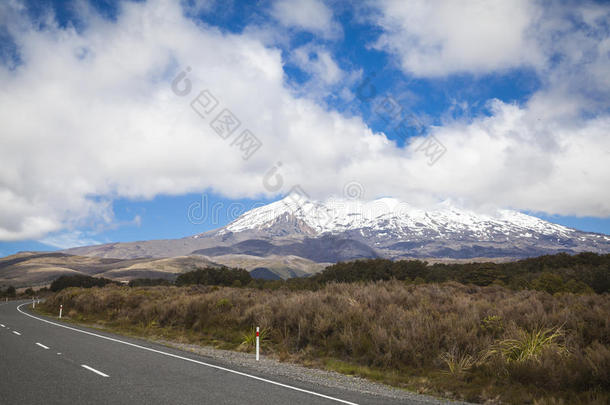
[440,350,477,376]
[39,281,610,404]
[488,325,567,363]
[241,326,270,351]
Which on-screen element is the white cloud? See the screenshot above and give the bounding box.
[369,0,544,76]
[396,100,610,217]
[347,0,610,217]
[0,0,609,244]
[0,0,376,240]
[270,0,341,39]
[290,43,343,85]
[39,231,101,249]
[284,43,358,103]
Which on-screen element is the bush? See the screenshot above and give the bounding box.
[5,285,16,297]
[175,266,251,287]
[128,278,172,287]
[50,275,117,292]
[314,253,610,294]
[480,315,504,337]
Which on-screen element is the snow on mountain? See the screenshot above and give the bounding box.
[221,195,574,240]
[66,195,609,263]
[206,194,609,260]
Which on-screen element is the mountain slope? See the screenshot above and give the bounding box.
[64,196,610,264]
[0,253,219,287]
[199,196,610,259]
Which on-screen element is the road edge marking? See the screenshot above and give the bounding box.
[82,364,110,378]
[17,304,358,405]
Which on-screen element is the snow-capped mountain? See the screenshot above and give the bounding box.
[183,195,610,261]
[220,196,574,241]
[66,195,610,265]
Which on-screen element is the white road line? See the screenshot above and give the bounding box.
[17,303,358,405]
[12,331,21,336]
[81,364,110,378]
[36,342,50,349]
[0,324,5,327]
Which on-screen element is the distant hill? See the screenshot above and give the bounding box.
[0,251,325,288]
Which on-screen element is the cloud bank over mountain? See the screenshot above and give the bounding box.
[0,0,608,242]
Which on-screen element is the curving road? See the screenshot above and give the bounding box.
[0,300,431,405]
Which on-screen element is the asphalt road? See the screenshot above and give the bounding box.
[0,300,429,405]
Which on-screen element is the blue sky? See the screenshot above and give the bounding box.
[1,0,609,257]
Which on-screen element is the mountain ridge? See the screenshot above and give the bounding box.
[63,195,610,266]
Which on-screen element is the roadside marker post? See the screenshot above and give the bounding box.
[59,304,63,319]
[256,326,260,361]
[32,299,35,309]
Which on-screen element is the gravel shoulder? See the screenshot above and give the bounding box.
[152,338,473,405]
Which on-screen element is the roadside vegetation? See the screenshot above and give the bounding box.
[0,285,17,298]
[1,284,51,299]
[38,253,610,404]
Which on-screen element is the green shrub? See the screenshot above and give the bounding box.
[128,278,171,287]
[313,253,610,294]
[50,275,117,292]
[176,266,251,287]
[216,298,231,309]
[480,315,504,337]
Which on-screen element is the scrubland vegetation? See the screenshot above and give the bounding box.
[36,253,610,403]
[48,252,610,295]
[40,275,609,404]
[50,274,118,291]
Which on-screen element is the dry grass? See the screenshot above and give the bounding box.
[40,281,610,404]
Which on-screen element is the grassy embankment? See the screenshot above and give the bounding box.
[38,281,609,404]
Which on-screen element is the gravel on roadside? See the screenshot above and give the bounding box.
[154,338,473,405]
